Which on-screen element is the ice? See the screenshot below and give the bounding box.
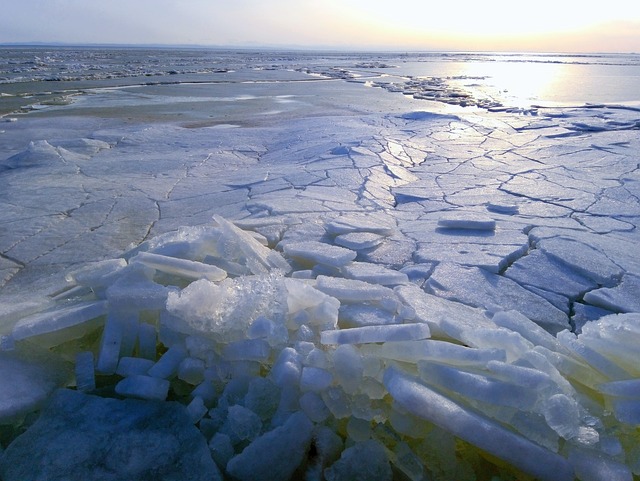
[116,356,155,377]
[320,323,430,345]
[131,251,227,282]
[225,411,314,481]
[583,274,640,313]
[221,404,262,442]
[0,389,219,481]
[315,275,395,303]
[331,344,363,395]
[371,339,506,366]
[334,231,385,250]
[177,357,205,384]
[148,344,188,379]
[535,234,624,287]
[74,351,95,392]
[437,213,496,231]
[568,448,634,481]
[383,367,575,481]
[115,374,170,401]
[11,300,107,347]
[300,366,333,392]
[426,262,570,333]
[0,352,68,423]
[417,360,538,409]
[340,261,409,285]
[282,241,357,268]
[324,440,392,481]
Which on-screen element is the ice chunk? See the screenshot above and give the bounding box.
[504,249,596,300]
[115,374,170,401]
[300,366,333,392]
[394,283,493,341]
[426,262,569,333]
[283,241,357,268]
[136,322,157,360]
[320,323,430,345]
[186,396,208,424]
[340,261,409,285]
[105,264,171,311]
[244,377,281,422]
[65,258,127,291]
[491,310,565,353]
[378,339,514,370]
[209,432,235,469]
[74,351,95,392]
[0,352,68,423]
[597,379,640,398]
[177,357,206,385]
[116,357,155,377]
[540,393,582,440]
[300,391,330,422]
[331,344,363,394]
[225,411,313,481]
[334,232,385,250]
[417,361,538,410]
[222,339,270,362]
[437,213,496,231]
[583,274,640,313]
[383,367,575,481]
[338,304,399,328]
[315,275,395,303]
[11,300,107,347]
[222,404,262,442]
[148,344,188,379]
[96,310,133,374]
[270,347,302,388]
[568,447,633,481]
[537,235,623,287]
[213,215,291,274]
[166,274,289,340]
[131,251,227,281]
[0,389,219,481]
[325,215,395,236]
[324,440,392,481]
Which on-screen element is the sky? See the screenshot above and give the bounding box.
[1,0,639,53]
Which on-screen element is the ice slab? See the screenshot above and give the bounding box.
[315,275,395,303]
[426,262,569,333]
[504,249,596,300]
[11,300,107,347]
[0,389,220,481]
[320,323,430,345]
[225,411,313,481]
[383,367,575,481]
[282,241,357,268]
[583,274,640,313]
[394,283,494,341]
[437,213,496,231]
[131,251,227,282]
[340,261,409,285]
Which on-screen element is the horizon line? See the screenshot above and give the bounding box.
[0,41,637,56]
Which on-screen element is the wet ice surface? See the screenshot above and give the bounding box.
[1,50,640,480]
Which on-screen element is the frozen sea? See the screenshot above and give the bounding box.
[1,47,640,481]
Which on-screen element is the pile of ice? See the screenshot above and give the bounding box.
[1,214,639,481]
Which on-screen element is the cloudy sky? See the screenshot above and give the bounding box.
[2,0,639,52]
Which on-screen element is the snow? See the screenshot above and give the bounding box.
[1,48,640,480]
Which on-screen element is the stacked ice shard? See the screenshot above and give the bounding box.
[1,214,639,481]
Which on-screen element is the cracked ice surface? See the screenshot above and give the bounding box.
[1,63,640,481]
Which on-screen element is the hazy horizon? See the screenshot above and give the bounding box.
[1,1,639,54]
